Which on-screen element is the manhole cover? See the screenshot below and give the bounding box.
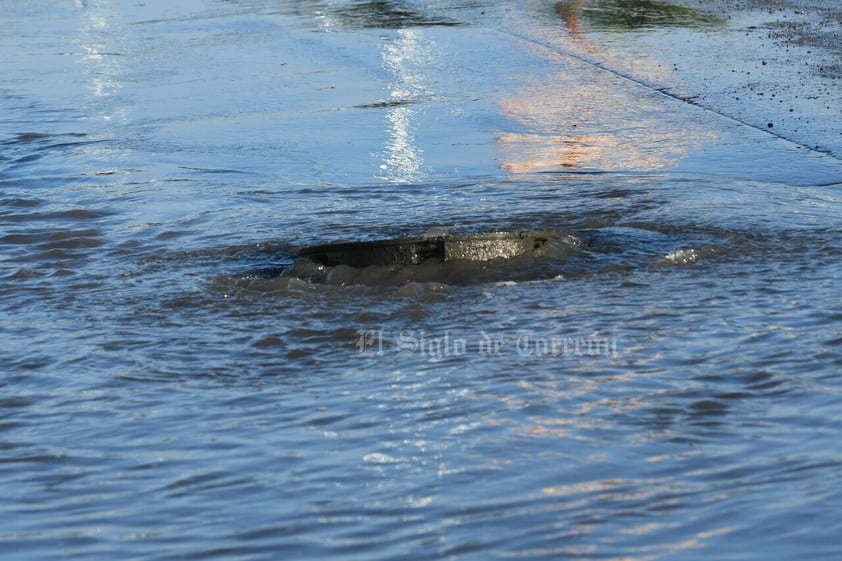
[299,230,567,268]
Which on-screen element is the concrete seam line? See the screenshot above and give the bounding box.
[498,28,842,164]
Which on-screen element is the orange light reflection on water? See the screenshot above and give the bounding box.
[496,2,712,175]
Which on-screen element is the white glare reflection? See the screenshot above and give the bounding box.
[378,29,435,184]
[381,104,422,182]
[74,0,124,120]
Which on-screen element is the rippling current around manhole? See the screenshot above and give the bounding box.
[224,227,727,295]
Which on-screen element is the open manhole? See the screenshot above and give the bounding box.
[299,230,568,268]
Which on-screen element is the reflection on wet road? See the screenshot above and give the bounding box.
[554,0,724,31]
[377,28,434,183]
[496,54,698,173]
[493,0,842,183]
[498,0,703,173]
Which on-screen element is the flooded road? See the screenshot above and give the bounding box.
[2,1,841,559]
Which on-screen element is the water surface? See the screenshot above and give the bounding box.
[2,1,841,560]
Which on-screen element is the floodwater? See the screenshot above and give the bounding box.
[2,1,841,559]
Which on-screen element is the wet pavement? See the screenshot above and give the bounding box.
[491,0,842,175]
[543,0,842,158]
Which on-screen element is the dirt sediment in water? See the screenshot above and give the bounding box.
[610,0,842,158]
[684,0,842,78]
